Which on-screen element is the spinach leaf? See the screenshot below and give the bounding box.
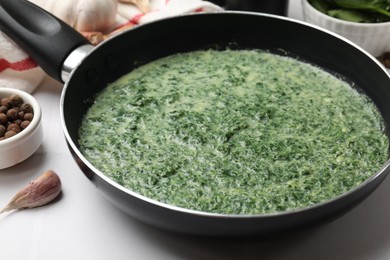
[309,0,331,13]
[331,0,390,17]
[327,9,374,22]
[309,0,390,22]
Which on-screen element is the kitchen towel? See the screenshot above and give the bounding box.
[0,32,45,93]
[0,0,223,93]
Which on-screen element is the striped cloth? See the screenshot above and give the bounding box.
[0,0,222,93]
[0,32,44,93]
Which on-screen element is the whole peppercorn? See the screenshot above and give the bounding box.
[0,113,7,125]
[0,125,6,137]
[6,108,18,121]
[0,105,7,114]
[14,119,22,126]
[4,130,16,139]
[9,94,23,107]
[0,94,34,141]
[20,103,33,113]
[18,111,25,120]
[7,123,21,133]
[0,97,11,108]
[20,120,30,129]
[23,112,33,121]
[13,106,20,113]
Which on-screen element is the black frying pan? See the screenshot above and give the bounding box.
[1,0,390,237]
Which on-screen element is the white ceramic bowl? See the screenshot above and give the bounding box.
[301,0,390,57]
[0,88,43,169]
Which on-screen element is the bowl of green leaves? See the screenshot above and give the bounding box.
[302,0,390,57]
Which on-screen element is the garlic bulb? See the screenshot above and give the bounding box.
[119,0,150,13]
[28,0,118,33]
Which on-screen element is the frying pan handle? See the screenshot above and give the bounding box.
[0,0,90,82]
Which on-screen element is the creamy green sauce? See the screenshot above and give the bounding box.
[79,50,389,214]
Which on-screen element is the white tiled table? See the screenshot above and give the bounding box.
[1,1,390,259]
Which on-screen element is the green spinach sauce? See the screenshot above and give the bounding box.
[79,50,389,214]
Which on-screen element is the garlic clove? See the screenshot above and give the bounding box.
[0,170,62,214]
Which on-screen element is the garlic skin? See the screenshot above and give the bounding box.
[0,170,62,214]
[28,0,118,33]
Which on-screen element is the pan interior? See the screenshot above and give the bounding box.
[77,47,388,215]
[62,12,390,218]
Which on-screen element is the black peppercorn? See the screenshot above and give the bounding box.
[0,105,7,114]
[0,97,11,108]
[4,130,16,139]
[0,125,6,137]
[23,112,33,121]
[0,94,34,141]
[20,120,30,129]
[20,103,33,113]
[0,113,7,125]
[14,119,22,126]
[9,94,23,107]
[7,123,21,133]
[6,108,18,121]
[18,111,25,120]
